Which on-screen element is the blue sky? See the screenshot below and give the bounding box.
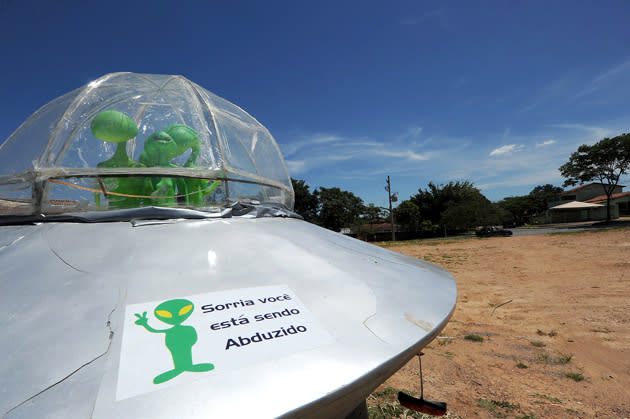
[1,0,629,208]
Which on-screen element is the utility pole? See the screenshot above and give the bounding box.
[385,176,397,241]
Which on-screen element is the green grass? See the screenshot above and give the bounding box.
[438,350,455,359]
[537,351,574,365]
[367,387,413,419]
[564,372,585,381]
[530,341,546,347]
[370,387,399,398]
[378,238,460,247]
[476,399,520,418]
[516,362,528,369]
[557,353,573,364]
[464,334,484,342]
[367,387,452,419]
[534,393,561,403]
[549,226,630,236]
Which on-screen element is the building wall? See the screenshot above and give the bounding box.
[613,196,630,216]
[548,205,618,223]
[562,184,624,201]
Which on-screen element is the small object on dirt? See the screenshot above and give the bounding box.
[436,336,456,340]
[568,339,574,342]
[490,299,513,316]
[397,353,447,416]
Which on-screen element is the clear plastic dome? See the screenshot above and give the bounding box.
[0,72,294,216]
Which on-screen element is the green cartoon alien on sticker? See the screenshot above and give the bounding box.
[135,299,214,384]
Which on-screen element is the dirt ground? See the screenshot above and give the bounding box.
[368,227,630,418]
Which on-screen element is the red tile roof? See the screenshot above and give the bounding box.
[584,191,630,204]
[562,184,591,193]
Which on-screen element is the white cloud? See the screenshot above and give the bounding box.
[574,60,630,99]
[489,144,524,157]
[478,168,563,191]
[548,123,615,142]
[520,76,575,113]
[281,135,343,157]
[378,150,430,161]
[279,120,630,206]
[536,140,556,147]
[405,126,423,138]
[277,127,448,183]
[285,160,306,175]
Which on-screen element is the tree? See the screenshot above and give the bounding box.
[362,203,387,223]
[559,133,630,221]
[497,184,563,225]
[410,180,498,230]
[441,198,499,231]
[394,200,421,232]
[411,180,498,233]
[291,178,318,222]
[314,187,365,232]
[528,184,563,215]
[496,195,533,226]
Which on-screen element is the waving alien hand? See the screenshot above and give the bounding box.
[134,311,149,327]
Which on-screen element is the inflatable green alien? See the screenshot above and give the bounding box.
[138,125,207,207]
[91,111,220,208]
[90,110,145,208]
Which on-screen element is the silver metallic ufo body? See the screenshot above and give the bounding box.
[0,73,456,418]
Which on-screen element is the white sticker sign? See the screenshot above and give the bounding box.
[116,285,334,400]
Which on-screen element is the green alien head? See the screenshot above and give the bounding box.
[163,124,199,146]
[163,124,201,167]
[90,110,138,143]
[154,299,194,325]
[140,131,181,166]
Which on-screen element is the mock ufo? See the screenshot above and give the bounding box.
[0,73,456,418]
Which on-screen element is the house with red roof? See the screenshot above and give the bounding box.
[547,183,629,222]
[559,183,624,202]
